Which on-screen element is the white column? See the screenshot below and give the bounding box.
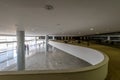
[66,36,68,40]
[53,36,55,40]
[71,36,72,40]
[35,37,37,45]
[61,36,63,40]
[68,36,70,40]
[17,31,25,71]
[107,36,110,41]
[64,36,66,40]
[63,36,64,40]
[45,35,49,52]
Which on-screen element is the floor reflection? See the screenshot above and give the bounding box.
[0,43,91,71]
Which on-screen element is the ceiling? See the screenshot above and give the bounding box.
[0,0,120,36]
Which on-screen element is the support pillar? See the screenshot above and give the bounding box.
[66,36,68,40]
[53,36,55,40]
[45,35,49,52]
[107,36,110,41]
[67,36,69,40]
[64,36,66,40]
[63,36,64,40]
[17,31,25,71]
[61,36,63,40]
[71,36,72,40]
[35,37,37,45]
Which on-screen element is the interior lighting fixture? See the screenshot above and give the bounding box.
[45,4,54,10]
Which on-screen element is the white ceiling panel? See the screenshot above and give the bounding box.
[0,0,120,36]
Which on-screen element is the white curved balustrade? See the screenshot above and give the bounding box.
[49,41,104,65]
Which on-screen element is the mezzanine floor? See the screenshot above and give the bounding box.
[0,43,91,71]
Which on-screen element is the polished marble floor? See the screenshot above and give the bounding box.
[1,43,91,71]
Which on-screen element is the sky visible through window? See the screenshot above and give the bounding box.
[0,36,43,70]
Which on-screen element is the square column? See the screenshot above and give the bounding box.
[61,36,63,40]
[45,35,49,52]
[107,36,110,41]
[35,37,37,45]
[17,31,25,71]
[53,36,55,40]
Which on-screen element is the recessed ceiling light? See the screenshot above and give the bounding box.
[90,28,94,31]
